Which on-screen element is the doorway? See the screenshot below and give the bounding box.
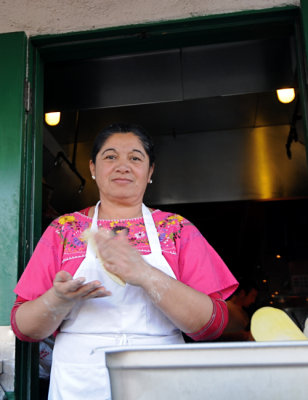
[42,8,308,302]
[27,6,308,399]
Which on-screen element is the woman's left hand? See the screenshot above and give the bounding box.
[94,229,150,286]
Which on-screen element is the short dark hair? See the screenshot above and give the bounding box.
[91,123,155,166]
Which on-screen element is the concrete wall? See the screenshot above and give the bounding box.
[0,0,300,36]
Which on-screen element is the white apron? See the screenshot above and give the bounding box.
[48,202,184,400]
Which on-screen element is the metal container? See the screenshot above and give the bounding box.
[105,341,308,400]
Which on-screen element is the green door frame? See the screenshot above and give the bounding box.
[0,32,28,400]
[0,33,44,400]
[0,32,38,400]
[14,42,45,400]
[1,4,308,399]
[0,31,27,324]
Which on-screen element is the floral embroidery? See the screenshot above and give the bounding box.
[58,216,76,225]
[50,209,192,258]
[134,231,146,239]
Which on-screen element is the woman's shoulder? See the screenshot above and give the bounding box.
[44,209,91,256]
[48,208,91,233]
[152,209,194,228]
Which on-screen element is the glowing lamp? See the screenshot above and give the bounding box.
[45,112,61,126]
[276,88,295,104]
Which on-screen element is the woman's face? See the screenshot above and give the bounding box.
[89,132,154,207]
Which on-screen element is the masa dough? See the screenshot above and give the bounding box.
[82,229,126,286]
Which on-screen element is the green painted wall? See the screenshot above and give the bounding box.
[0,32,27,325]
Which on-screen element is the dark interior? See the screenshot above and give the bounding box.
[42,32,308,317]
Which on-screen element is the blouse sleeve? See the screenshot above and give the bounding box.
[14,224,64,300]
[185,292,228,341]
[11,295,40,342]
[175,220,238,300]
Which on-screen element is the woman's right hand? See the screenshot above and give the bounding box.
[15,271,111,341]
[53,270,111,302]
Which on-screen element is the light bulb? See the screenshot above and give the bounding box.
[45,112,61,126]
[276,88,295,104]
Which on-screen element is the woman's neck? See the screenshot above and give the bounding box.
[91,200,143,220]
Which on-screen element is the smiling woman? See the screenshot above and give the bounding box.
[11,122,238,400]
[89,124,154,217]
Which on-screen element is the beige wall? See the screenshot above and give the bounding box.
[0,0,300,36]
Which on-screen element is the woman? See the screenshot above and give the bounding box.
[12,123,238,399]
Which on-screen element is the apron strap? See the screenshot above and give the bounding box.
[91,201,101,232]
[142,204,162,255]
[84,201,100,258]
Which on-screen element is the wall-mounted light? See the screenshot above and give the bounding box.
[276,88,295,104]
[45,111,61,126]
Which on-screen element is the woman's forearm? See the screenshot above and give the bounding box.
[15,270,111,340]
[141,266,214,334]
[94,231,214,333]
[15,288,75,340]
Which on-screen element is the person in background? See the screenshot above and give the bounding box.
[11,123,238,399]
[220,279,258,341]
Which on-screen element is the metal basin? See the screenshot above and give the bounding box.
[105,341,308,400]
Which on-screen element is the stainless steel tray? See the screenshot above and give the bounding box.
[105,341,308,400]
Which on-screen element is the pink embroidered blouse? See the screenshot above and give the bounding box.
[13,207,238,341]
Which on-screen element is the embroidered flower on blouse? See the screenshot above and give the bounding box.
[73,237,84,247]
[58,216,76,225]
[134,231,146,239]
